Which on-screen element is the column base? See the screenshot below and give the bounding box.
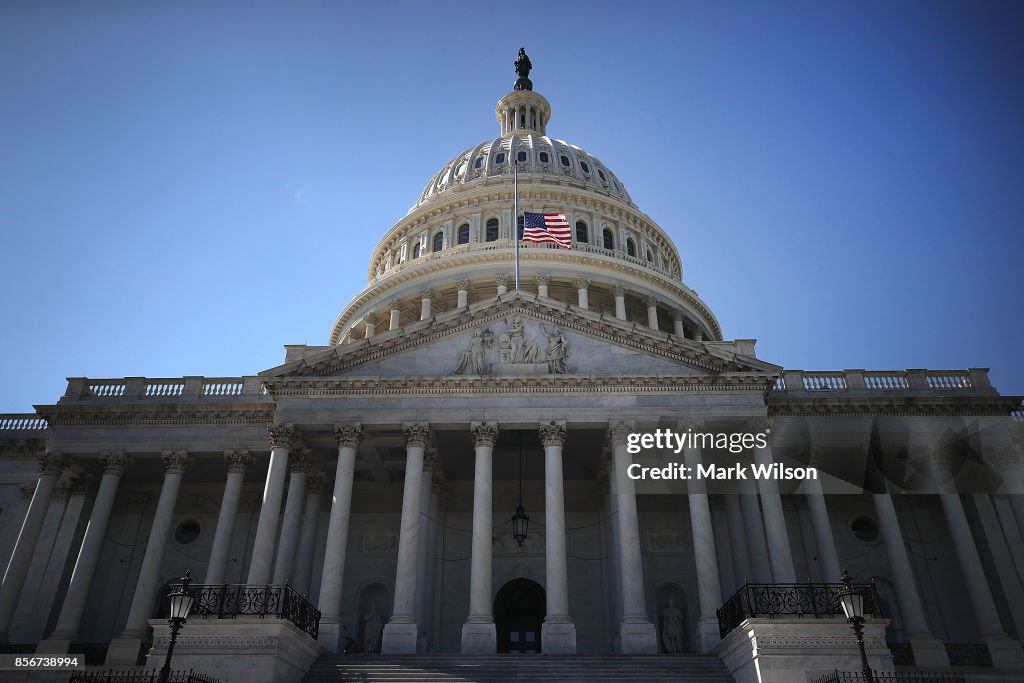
[461,621,496,654]
[105,634,146,665]
[541,620,576,654]
[695,616,722,654]
[317,620,343,654]
[619,619,658,654]
[907,633,949,668]
[35,637,72,655]
[985,635,1024,669]
[381,621,418,654]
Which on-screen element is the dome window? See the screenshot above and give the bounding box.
[455,161,467,177]
[457,223,470,245]
[560,154,570,167]
[412,242,421,259]
[432,232,444,252]
[598,169,606,181]
[602,229,614,250]
[485,218,499,242]
[517,151,527,163]
[626,238,636,257]
[474,156,484,169]
[575,221,588,244]
[495,152,506,164]
[646,249,653,262]
[539,152,549,163]
[580,161,590,174]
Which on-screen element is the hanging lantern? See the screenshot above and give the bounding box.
[512,502,530,546]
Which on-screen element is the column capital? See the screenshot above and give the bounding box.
[575,277,591,289]
[643,295,659,308]
[402,422,432,449]
[267,422,297,449]
[535,273,551,286]
[471,422,499,448]
[418,287,433,299]
[99,451,132,476]
[612,285,626,297]
[608,420,636,447]
[455,278,471,291]
[539,420,567,447]
[224,450,252,474]
[363,311,379,326]
[306,471,327,496]
[38,451,66,477]
[746,417,774,436]
[494,273,510,286]
[58,474,96,499]
[289,448,313,474]
[161,450,193,475]
[19,481,36,502]
[671,308,686,322]
[334,422,364,449]
[678,418,706,433]
[389,298,403,311]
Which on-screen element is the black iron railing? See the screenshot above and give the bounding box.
[811,671,964,682]
[69,669,222,683]
[157,583,320,639]
[888,642,915,667]
[944,642,993,667]
[716,582,882,638]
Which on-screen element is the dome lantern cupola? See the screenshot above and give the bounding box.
[496,49,550,136]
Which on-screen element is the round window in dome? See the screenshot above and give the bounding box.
[850,516,879,544]
[174,519,201,545]
[495,152,506,164]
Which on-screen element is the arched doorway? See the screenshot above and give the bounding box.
[494,578,545,654]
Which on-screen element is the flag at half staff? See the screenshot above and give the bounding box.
[522,212,571,249]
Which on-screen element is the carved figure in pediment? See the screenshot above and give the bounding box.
[542,325,569,374]
[455,327,493,375]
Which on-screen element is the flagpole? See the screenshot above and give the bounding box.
[513,160,520,290]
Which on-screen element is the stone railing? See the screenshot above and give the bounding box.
[60,377,268,403]
[772,369,994,395]
[0,414,49,432]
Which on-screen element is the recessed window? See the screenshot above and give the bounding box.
[850,516,879,543]
[575,221,588,244]
[486,218,499,242]
[474,156,484,169]
[495,152,506,164]
[626,238,636,257]
[412,242,421,259]
[580,161,590,173]
[646,249,653,262]
[517,151,527,162]
[457,223,470,245]
[432,232,444,252]
[455,161,467,177]
[598,169,606,181]
[602,228,614,250]
[516,215,524,240]
[539,152,549,163]
[175,519,201,545]
[559,155,570,167]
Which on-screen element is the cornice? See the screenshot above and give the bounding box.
[767,395,1021,418]
[36,402,277,427]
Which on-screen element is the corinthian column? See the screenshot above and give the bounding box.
[462,422,498,653]
[0,451,65,641]
[539,420,576,654]
[989,445,1024,536]
[644,296,659,331]
[748,419,796,582]
[608,421,657,654]
[106,451,192,664]
[382,423,430,654]
[204,450,250,586]
[456,279,471,308]
[805,448,841,582]
[612,286,626,320]
[419,287,433,320]
[273,448,311,583]
[318,423,362,652]
[42,453,130,653]
[536,273,550,298]
[679,419,722,652]
[576,278,590,310]
[293,471,324,597]
[247,423,295,585]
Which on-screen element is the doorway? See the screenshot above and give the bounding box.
[494,578,545,654]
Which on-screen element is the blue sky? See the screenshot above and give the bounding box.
[1,1,1022,412]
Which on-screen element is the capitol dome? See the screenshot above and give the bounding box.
[329,57,722,347]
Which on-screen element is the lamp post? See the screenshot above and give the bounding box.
[159,570,195,683]
[837,569,874,683]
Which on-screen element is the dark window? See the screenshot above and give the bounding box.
[486,218,499,242]
[517,151,527,162]
[457,223,470,245]
[603,229,614,250]
[175,520,201,545]
[646,249,653,262]
[495,152,506,164]
[517,215,524,240]
[474,156,484,169]
[598,169,606,181]
[580,161,590,173]
[520,115,525,127]
[539,152,549,163]
[575,221,588,244]
[432,232,444,252]
[560,154,570,167]
[626,239,636,257]
[412,242,421,259]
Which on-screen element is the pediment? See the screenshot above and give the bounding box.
[261,293,779,385]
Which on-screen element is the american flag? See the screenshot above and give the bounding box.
[522,212,571,249]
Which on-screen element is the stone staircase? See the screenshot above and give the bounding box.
[303,654,736,682]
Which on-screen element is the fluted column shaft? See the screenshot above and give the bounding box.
[990,446,1024,536]
[456,280,470,308]
[293,472,323,597]
[317,424,362,651]
[122,451,191,635]
[536,274,550,299]
[750,421,796,582]
[576,279,589,310]
[608,422,649,621]
[541,421,570,621]
[739,481,772,582]
[872,494,932,635]
[0,452,64,640]
[419,288,432,320]
[389,303,401,330]
[273,450,310,583]
[672,314,685,337]
[679,421,722,652]
[644,297,659,330]
[467,424,496,621]
[205,451,250,586]
[724,494,750,588]
[805,451,841,581]
[47,454,127,644]
[390,424,428,621]
[247,423,294,585]
[612,287,626,320]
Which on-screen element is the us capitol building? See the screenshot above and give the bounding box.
[1,52,1023,683]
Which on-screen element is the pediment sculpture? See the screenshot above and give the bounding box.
[453,318,569,375]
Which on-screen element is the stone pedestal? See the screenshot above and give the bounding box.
[907,633,950,669]
[461,621,497,654]
[145,618,324,683]
[381,621,418,654]
[541,621,577,655]
[105,635,145,665]
[713,617,893,683]
[986,636,1024,669]
[619,620,658,655]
